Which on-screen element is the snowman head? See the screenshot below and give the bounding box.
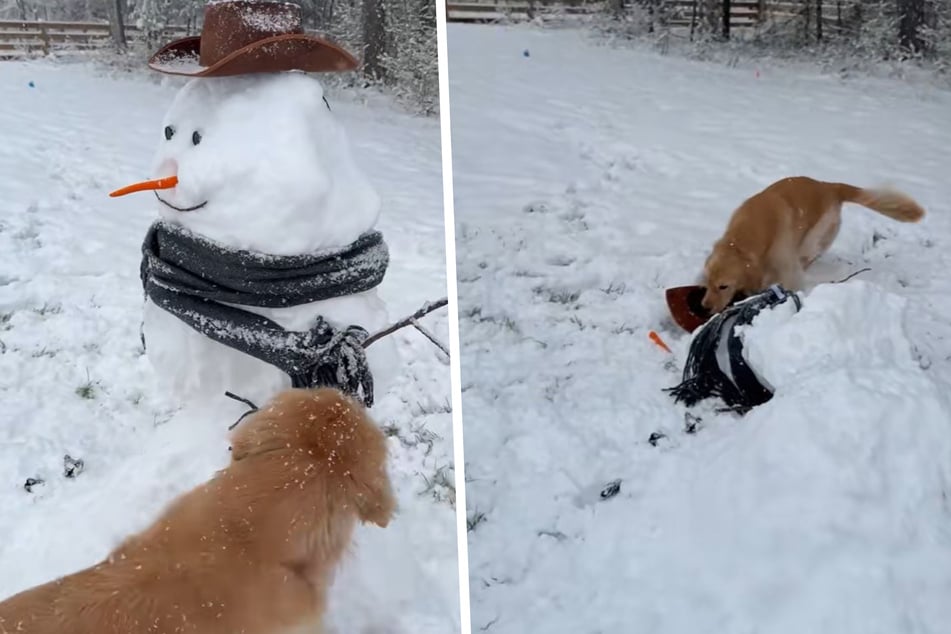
[147,72,379,255]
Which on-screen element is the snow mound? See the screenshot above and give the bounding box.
[742,281,917,388]
[679,280,951,631]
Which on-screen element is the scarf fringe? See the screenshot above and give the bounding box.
[665,285,802,411]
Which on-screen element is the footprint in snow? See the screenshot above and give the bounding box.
[522,200,552,214]
[546,254,575,267]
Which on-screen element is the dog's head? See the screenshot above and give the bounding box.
[701,242,757,314]
[230,387,396,528]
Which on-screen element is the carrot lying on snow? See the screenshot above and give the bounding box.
[648,330,672,354]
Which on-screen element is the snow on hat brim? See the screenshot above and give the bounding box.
[147,1,358,77]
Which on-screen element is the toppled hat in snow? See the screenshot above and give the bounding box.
[665,285,802,413]
[666,284,749,333]
[148,0,358,77]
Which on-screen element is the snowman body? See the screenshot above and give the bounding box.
[141,72,398,407]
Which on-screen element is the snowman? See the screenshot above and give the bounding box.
[111,0,398,410]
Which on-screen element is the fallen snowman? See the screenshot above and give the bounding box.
[111,0,399,410]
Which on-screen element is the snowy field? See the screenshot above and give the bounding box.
[450,24,951,634]
[0,60,458,632]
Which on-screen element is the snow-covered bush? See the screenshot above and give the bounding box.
[0,0,439,116]
[588,0,950,83]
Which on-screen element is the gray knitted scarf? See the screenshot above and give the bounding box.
[140,221,389,407]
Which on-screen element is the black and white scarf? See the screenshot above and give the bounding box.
[665,285,802,413]
[140,221,389,407]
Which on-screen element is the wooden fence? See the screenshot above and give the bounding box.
[445,0,763,26]
[762,0,859,39]
[1,2,861,56]
[446,0,860,37]
[446,0,602,22]
[664,0,760,28]
[0,21,191,56]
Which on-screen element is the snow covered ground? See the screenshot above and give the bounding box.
[450,24,951,634]
[0,60,459,633]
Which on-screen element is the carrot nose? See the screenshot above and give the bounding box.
[109,175,178,198]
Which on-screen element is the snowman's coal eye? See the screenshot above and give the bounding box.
[164,125,175,141]
[192,131,202,146]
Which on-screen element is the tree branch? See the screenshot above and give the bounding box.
[411,318,450,357]
[363,297,449,352]
[830,267,871,284]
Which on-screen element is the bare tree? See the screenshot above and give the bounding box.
[362,0,386,80]
[109,0,127,50]
[898,0,926,52]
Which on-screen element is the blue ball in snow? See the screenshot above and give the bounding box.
[523,49,530,57]
[28,81,35,88]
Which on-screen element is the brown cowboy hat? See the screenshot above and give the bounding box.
[148,0,358,77]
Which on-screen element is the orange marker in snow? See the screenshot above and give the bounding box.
[648,330,672,354]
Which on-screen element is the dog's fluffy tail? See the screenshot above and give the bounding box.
[230,387,396,528]
[836,183,925,222]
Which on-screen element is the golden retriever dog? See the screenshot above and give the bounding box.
[701,176,925,313]
[0,387,396,634]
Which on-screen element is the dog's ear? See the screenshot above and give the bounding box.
[701,247,716,277]
[333,405,396,527]
[732,249,761,292]
[312,390,396,527]
[349,466,397,528]
[257,388,398,527]
[229,408,288,461]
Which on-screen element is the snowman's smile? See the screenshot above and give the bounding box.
[155,191,208,213]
